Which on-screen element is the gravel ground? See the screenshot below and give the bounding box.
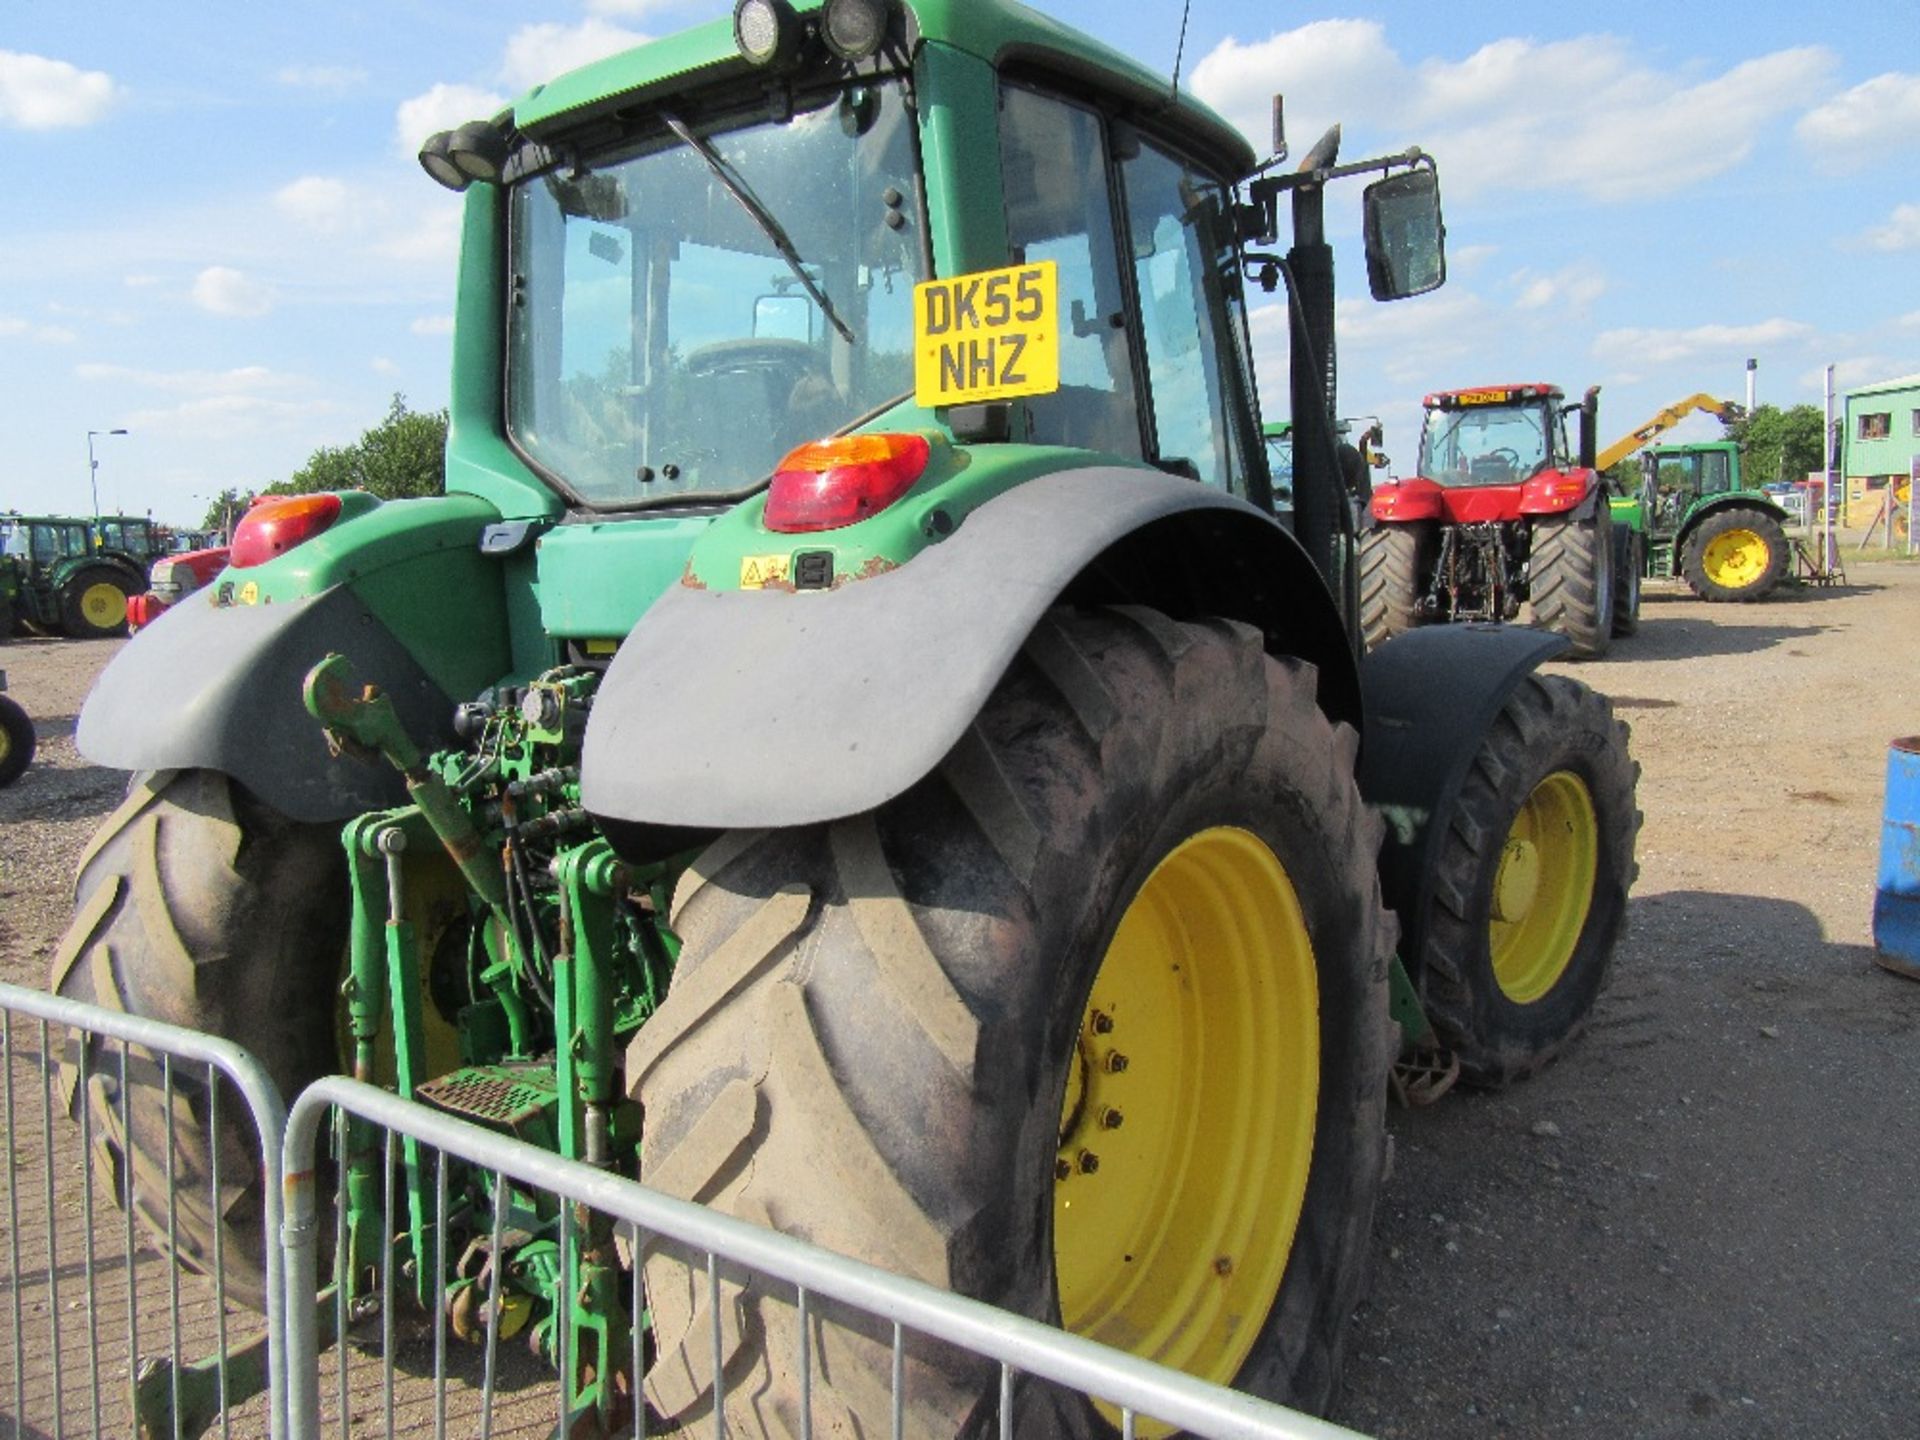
[3,558,1918,1438]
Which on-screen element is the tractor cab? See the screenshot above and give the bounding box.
[1416,385,1569,487]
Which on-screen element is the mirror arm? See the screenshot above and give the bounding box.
[1244,147,1430,246]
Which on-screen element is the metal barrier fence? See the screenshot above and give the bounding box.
[4,977,1370,1440]
[282,1077,1369,1440]
[0,980,288,1440]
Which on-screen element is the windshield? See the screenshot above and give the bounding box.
[507,81,924,508]
[1417,403,1552,486]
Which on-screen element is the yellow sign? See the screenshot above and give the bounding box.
[739,554,790,590]
[237,580,260,606]
[1456,389,1512,406]
[913,261,1059,408]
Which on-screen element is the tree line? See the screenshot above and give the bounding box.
[200,393,448,533]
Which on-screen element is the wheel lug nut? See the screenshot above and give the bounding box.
[1077,1150,1101,1174]
[1090,1010,1114,1035]
[1100,1107,1124,1129]
[1055,1157,1072,1182]
[1106,1051,1129,1073]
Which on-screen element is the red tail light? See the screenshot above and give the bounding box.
[229,494,344,568]
[764,433,931,534]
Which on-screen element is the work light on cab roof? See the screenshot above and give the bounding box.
[733,0,894,68]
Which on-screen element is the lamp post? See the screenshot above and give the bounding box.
[86,428,129,522]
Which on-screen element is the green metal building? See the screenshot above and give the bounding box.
[1843,372,1920,489]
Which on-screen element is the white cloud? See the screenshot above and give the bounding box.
[190,266,277,318]
[1899,310,1920,331]
[372,205,463,265]
[1594,318,1814,367]
[585,0,678,16]
[0,50,118,130]
[122,393,337,442]
[1191,24,1834,202]
[276,64,368,93]
[0,315,76,343]
[372,357,402,376]
[76,362,297,394]
[411,314,455,336]
[1796,72,1920,157]
[123,273,162,289]
[1511,264,1607,314]
[393,82,506,157]
[1799,356,1908,392]
[499,18,650,92]
[1864,203,1920,252]
[274,176,355,233]
[1191,21,1396,161]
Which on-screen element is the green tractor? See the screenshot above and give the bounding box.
[1609,439,1794,603]
[0,512,156,637]
[53,1,1638,1431]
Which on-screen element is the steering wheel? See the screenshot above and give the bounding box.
[1486,447,1521,468]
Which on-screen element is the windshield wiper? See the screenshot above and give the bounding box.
[660,111,856,345]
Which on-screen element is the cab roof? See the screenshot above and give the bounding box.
[511,0,1257,180]
[1424,384,1564,409]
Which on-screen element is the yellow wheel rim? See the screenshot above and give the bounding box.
[1489,772,1598,1004]
[0,726,10,765]
[1054,827,1318,1427]
[1701,528,1769,589]
[79,581,126,629]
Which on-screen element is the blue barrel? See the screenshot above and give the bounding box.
[1875,736,1920,977]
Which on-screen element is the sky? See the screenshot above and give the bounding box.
[2,0,1916,523]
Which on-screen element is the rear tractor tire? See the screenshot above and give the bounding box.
[1680,507,1787,602]
[631,608,1396,1438]
[1529,505,1614,660]
[1611,529,1643,638]
[49,769,349,1309]
[1414,675,1639,1086]
[0,693,33,786]
[1358,522,1430,650]
[60,566,137,639]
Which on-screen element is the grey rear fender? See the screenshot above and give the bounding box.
[582,466,1358,840]
[1358,623,1569,976]
[76,586,453,822]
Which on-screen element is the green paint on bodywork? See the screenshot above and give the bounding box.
[533,514,719,637]
[1388,953,1434,1049]
[214,492,512,703]
[682,440,1157,592]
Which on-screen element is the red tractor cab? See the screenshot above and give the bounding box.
[1361,383,1628,658]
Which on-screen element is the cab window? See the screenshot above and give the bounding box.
[998,86,1142,459]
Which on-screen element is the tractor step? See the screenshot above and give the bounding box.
[416,1064,561,1136]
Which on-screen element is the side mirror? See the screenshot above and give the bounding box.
[1362,166,1446,301]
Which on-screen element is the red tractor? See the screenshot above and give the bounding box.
[125,542,231,632]
[1361,383,1625,658]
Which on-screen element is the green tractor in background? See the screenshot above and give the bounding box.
[1609,439,1794,603]
[52,1,1639,1432]
[0,513,158,637]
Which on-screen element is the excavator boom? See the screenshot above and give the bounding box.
[1596,392,1745,471]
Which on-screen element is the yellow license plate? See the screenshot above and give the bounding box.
[913,261,1059,408]
[1456,388,1512,405]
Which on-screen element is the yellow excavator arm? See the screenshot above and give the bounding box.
[1595,393,1745,471]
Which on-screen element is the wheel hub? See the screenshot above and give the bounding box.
[1492,837,1541,922]
[1488,771,1599,1004]
[1702,528,1768,588]
[79,582,125,628]
[1053,827,1317,1420]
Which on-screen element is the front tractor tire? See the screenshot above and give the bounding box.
[1680,507,1787,602]
[0,693,34,785]
[48,769,349,1309]
[60,566,138,639]
[1416,675,1639,1086]
[1528,505,1614,660]
[1357,522,1429,650]
[632,608,1396,1437]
